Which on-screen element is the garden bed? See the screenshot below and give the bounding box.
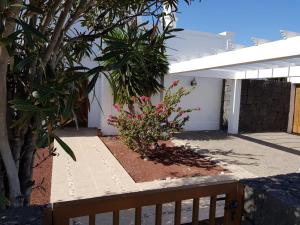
[30,148,53,205]
[101,136,226,183]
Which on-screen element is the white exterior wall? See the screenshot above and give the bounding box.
[166,30,232,63]
[88,77,101,129]
[88,30,233,135]
[99,77,118,135]
[90,76,162,135]
[165,75,223,131]
[91,75,223,135]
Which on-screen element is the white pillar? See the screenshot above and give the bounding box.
[287,83,296,133]
[228,79,242,134]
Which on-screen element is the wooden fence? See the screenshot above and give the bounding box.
[44,181,244,225]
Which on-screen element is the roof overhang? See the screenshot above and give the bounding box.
[169,36,300,80]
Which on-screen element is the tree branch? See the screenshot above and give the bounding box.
[40,0,61,33]
[42,0,74,64]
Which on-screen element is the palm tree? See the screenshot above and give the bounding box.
[99,23,176,112]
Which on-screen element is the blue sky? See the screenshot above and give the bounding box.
[177,0,300,46]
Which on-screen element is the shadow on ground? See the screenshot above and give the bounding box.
[241,173,300,225]
[147,145,219,169]
[173,130,232,141]
[236,133,300,157]
[55,127,97,137]
[191,147,260,167]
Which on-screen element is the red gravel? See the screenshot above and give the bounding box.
[101,136,226,183]
[30,148,53,205]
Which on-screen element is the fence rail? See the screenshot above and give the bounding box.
[44,181,244,225]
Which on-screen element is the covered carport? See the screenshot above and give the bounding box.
[169,35,300,134]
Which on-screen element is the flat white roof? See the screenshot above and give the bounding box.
[169,36,300,80]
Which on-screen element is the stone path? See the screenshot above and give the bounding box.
[51,129,240,203]
[51,129,234,225]
[51,129,136,202]
[173,131,300,177]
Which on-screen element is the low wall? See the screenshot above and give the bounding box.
[241,173,300,225]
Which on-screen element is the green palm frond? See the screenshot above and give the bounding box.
[99,23,173,105]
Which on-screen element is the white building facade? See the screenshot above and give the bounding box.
[88,30,237,135]
[88,29,300,136]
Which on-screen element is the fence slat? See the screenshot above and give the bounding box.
[192,198,199,225]
[135,207,142,225]
[53,210,69,225]
[155,204,162,225]
[231,183,244,225]
[89,214,95,225]
[52,182,237,217]
[223,193,232,225]
[209,196,217,225]
[50,181,243,225]
[113,210,119,225]
[43,206,53,225]
[174,201,181,225]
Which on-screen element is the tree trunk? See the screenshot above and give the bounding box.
[0,47,22,207]
[19,129,36,206]
[0,0,23,207]
[0,156,5,207]
[11,138,24,171]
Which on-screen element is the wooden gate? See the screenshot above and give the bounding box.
[44,181,244,225]
[293,85,300,134]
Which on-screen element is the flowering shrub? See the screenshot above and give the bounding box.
[108,81,200,155]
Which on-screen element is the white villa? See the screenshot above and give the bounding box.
[87,26,300,136]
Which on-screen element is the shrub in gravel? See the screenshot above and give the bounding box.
[108,81,200,155]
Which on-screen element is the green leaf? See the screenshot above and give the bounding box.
[10,99,55,112]
[168,28,184,33]
[15,19,48,42]
[65,66,89,73]
[14,55,36,72]
[87,66,103,76]
[84,74,98,96]
[53,135,76,161]
[24,4,44,15]
[0,29,21,44]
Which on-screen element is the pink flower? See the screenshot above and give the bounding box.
[155,108,163,114]
[171,80,179,87]
[136,114,143,120]
[155,103,163,109]
[113,104,120,112]
[107,115,117,124]
[139,96,151,103]
[128,114,132,119]
[139,96,147,102]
